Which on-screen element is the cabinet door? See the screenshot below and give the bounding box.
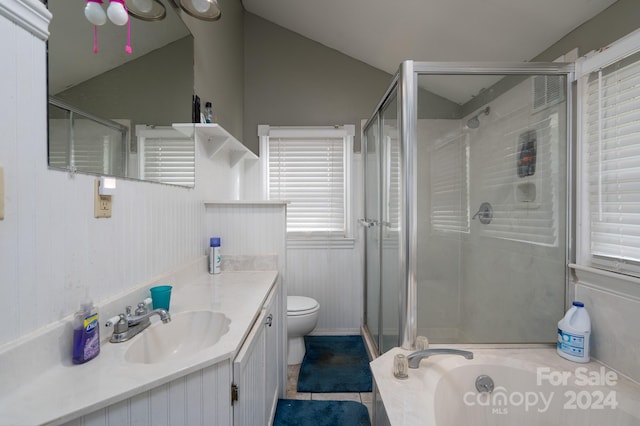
[232,308,267,426]
[264,286,280,423]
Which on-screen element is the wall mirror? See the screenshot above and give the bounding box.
[47,0,196,187]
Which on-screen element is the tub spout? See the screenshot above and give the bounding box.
[407,348,474,369]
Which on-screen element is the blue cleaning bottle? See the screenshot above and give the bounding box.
[209,237,221,274]
[72,300,100,364]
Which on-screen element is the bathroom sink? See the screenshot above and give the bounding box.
[125,310,230,364]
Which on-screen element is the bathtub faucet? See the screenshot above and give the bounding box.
[407,348,474,369]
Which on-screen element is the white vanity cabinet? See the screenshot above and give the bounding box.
[62,361,233,426]
[232,280,283,425]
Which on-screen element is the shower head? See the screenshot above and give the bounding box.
[466,106,491,129]
[467,116,480,129]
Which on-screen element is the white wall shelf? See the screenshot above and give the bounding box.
[173,123,258,166]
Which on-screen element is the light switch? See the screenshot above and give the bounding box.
[0,166,4,220]
[94,179,112,218]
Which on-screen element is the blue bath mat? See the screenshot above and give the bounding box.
[273,399,371,426]
[297,335,372,393]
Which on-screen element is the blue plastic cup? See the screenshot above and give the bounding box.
[150,285,173,311]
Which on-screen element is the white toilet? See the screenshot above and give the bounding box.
[286,296,320,365]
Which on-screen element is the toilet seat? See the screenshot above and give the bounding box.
[287,296,319,316]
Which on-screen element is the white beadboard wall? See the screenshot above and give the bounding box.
[287,153,364,334]
[203,197,364,335]
[288,245,363,334]
[0,2,241,347]
[204,203,287,274]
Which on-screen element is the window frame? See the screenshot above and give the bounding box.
[259,125,355,241]
[575,28,640,281]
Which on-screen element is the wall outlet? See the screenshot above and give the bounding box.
[94,179,112,218]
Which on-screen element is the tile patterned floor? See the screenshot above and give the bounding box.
[286,364,373,420]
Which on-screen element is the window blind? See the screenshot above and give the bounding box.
[262,126,353,236]
[47,104,127,176]
[430,133,470,234]
[583,52,640,275]
[141,136,195,186]
[384,135,401,234]
[72,118,125,175]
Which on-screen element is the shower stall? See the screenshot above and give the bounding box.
[362,61,574,354]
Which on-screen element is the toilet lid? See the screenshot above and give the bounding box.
[288,296,319,315]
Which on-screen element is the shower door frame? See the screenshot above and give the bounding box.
[362,61,575,353]
[361,78,399,356]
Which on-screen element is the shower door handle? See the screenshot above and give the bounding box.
[359,218,378,228]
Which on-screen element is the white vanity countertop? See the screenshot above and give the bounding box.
[0,270,277,426]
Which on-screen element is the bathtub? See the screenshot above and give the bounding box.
[370,346,640,426]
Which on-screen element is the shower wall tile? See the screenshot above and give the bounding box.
[576,283,640,382]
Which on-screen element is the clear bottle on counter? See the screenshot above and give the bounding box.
[205,101,214,123]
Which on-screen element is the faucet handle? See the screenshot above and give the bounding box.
[105,315,121,327]
[135,302,147,316]
[105,314,128,334]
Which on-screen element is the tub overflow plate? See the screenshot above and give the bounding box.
[475,375,495,393]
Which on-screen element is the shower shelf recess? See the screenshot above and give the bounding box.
[173,123,258,166]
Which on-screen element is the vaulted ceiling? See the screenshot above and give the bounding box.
[243,0,618,103]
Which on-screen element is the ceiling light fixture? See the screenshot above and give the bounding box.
[169,0,221,21]
[128,0,167,21]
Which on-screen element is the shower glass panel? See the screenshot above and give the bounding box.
[364,115,381,349]
[362,62,573,355]
[380,93,401,353]
[416,72,568,343]
[363,90,402,354]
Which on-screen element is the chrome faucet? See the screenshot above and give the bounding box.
[105,302,171,343]
[407,348,474,369]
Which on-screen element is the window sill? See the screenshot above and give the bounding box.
[569,263,640,299]
[287,237,357,249]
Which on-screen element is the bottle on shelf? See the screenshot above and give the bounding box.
[205,101,214,123]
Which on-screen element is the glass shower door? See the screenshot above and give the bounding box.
[380,93,401,353]
[363,116,381,350]
[363,90,402,354]
[414,70,568,344]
